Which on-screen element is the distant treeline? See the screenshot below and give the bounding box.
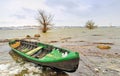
[0,25,119,30]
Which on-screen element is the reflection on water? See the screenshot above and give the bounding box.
[9,50,69,76]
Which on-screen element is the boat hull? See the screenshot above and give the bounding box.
[9,40,80,72]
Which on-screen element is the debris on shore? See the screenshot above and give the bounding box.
[97,45,111,49]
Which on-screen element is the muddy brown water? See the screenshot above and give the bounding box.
[0,28,120,76]
[1,42,120,76]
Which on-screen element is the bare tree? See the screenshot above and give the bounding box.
[37,10,53,33]
[85,20,97,29]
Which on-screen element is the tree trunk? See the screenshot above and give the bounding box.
[42,25,47,33]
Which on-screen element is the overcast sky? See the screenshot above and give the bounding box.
[0,0,120,27]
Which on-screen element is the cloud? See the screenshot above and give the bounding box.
[0,0,49,26]
[11,14,26,19]
[46,0,92,13]
[11,7,36,19]
[0,0,120,27]
[44,0,94,26]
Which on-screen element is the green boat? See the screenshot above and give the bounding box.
[9,39,80,72]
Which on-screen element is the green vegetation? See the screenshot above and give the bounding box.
[85,20,97,29]
[37,10,53,33]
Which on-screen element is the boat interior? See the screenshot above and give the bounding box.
[10,40,70,58]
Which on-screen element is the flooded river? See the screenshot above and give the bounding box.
[0,27,120,76]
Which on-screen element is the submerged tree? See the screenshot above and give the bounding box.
[85,20,97,29]
[37,10,53,33]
